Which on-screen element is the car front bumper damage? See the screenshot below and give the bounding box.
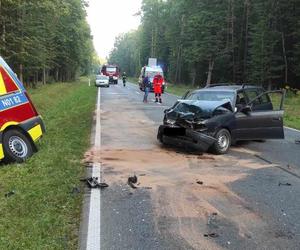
[157,125,217,152]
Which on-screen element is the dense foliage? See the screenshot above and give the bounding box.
[109,0,300,89]
[0,0,95,85]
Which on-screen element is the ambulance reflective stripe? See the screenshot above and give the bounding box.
[0,92,28,112]
[0,71,7,95]
[0,144,4,159]
[28,124,43,141]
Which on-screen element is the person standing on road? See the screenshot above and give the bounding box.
[153,72,164,103]
[143,74,150,103]
[122,72,127,87]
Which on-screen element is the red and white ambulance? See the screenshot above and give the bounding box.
[0,56,45,162]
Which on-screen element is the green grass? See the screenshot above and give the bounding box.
[0,78,97,249]
[281,93,300,130]
[127,77,139,85]
[165,83,196,97]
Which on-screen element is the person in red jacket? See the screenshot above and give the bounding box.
[153,72,164,103]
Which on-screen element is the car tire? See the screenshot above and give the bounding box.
[157,127,164,143]
[2,129,34,163]
[211,129,231,155]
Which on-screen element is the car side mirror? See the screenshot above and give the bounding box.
[240,105,252,114]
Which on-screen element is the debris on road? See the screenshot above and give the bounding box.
[128,175,138,184]
[196,181,204,185]
[5,190,15,198]
[278,182,292,186]
[207,212,218,225]
[128,175,138,189]
[81,177,109,189]
[83,162,93,168]
[204,233,219,238]
[71,187,81,194]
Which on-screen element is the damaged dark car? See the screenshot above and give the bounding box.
[157,84,285,154]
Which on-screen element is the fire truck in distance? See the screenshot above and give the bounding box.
[101,65,120,84]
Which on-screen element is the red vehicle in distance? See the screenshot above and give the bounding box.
[101,65,120,84]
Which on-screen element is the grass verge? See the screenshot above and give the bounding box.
[0,78,97,249]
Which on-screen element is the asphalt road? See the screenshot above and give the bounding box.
[98,81,300,250]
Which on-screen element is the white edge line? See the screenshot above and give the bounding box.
[86,87,101,250]
[285,126,300,133]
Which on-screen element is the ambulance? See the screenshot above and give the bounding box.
[0,56,45,162]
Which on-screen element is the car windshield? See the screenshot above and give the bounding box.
[186,91,235,104]
[106,67,117,73]
[96,75,107,80]
[146,71,164,78]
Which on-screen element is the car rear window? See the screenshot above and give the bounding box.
[96,75,107,80]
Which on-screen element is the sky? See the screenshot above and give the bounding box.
[86,0,142,59]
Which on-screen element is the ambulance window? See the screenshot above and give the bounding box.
[0,67,19,94]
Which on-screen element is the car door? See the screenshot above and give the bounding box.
[234,89,285,140]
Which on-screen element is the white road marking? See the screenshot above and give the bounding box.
[86,87,101,250]
[285,126,300,133]
[135,91,141,95]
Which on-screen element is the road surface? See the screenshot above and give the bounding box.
[84,81,300,250]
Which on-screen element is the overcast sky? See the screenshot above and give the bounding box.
[86,0,142,59]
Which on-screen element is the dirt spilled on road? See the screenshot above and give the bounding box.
[86,96,287,249]
[84,144,274,249]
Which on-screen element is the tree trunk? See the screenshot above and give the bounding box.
[231,0,236,82]
[206,58,214,86]
[19,64,23,83]
[191,64,197,86]
[243,0,250,81]
[42,66,46,84]
[281,32,288,84]
[175,45,182,83]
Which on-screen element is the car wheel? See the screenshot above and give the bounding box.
[2,129,34,163]
[211,129,231,155]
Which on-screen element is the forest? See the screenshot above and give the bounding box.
[0,0,95,86]
[109,0,300,89]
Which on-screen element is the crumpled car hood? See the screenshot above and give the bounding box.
[167,100,233,120]
[164,100,233,130]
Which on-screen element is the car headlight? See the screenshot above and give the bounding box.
[166,119,176,125]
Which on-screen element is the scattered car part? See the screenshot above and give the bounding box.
[5,190,15,198]
[278,182,292,186]
[128,175,138,189]
[71,187,81,194]
[81,177,109,189]
[204,233,219,238]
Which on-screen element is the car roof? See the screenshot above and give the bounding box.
[192,84,263,93]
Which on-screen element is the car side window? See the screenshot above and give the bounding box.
[245,89,274,111]
[236,91,246,106]
[245,90,260,106]
[260,93,270,104]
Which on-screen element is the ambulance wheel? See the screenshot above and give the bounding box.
[3,129,34,163]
